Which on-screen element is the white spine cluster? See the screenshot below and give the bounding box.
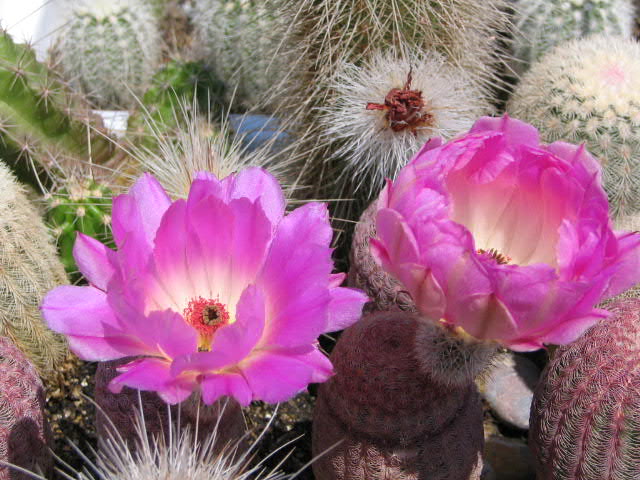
[58,0,162,109]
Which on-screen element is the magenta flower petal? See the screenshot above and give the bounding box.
[109,358,196,404]
[43,286,149,360]
[241,346,333,403]
[200,372,252,406]
[73,233,115,291]
[372,115,640,350]
[42,168,366,405]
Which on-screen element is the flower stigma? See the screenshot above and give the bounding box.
[477,248,511,265]
[183,296,230,351]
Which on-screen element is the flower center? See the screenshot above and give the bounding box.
[183,296,230,351]
[477,248,511,265]
[365,69,434,135]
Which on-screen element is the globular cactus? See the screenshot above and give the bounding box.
[0,162,68,379]
[0,336,52,480]
[511,0,635,74]
[312,311,492,480]
[94,358,246,455]
[57,0,162,109]
[507,35,640,231]
[529,298,640,480]
[0,29,112,178]
[317,48,488,212]
[45,178,114,275]
[191,0,290,111]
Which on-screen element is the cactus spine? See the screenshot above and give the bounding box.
[529,298,640,480]
[57,0,162,109]
[0,337,52,480]
[191,0,290,111]
[0,162,68,379]
[507,35,640,231]
[0,30,112,177]
[511,0,635,74]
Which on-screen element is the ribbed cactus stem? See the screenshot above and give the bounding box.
[529,298,640,480]
[0,162,69,379]
[58,0,161,109]
[0,30,112,172]
[0,336,52,480]
[313,311,488,480]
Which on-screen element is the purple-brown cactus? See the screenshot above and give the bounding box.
[529,298,640,480]
[95,358,246,454]
[0,337,51,480]
[312,311,487,480]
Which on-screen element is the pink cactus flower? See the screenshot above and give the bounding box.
[371,115,640,351]
[42,168,367,405]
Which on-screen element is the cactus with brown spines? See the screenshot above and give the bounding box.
[529,298,640,480]
[312,311,492,480]
[94,358,246,454]
[0,336,52,480]
[507,35,640,231]
[0,162,69,379]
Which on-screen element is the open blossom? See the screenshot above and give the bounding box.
[42,168,367,405]
[371,115,640,351]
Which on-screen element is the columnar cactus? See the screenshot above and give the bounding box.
[0,162,69,378]
[0,336,52,480]
[57,0,162,109]
[317,48,488,210]
[507,35,640,231]
[191,0,290,111]
[0,29,112,177]
[511,0,635,74]
[312,311,490,480]
[94,358,246,455]
[529,298,640,480]
[45,178,114,275]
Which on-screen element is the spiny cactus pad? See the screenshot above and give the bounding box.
[0,162,68,379]
[0,336,52,480]
[508,35,640,231]
[529,298,640,480]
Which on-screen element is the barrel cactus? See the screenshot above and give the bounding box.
[191,0,289,111]
[511,0,635,74]
[0,162,68,379]
[57,0,162,109]
[0,29,112,179]
[45,177,114,275]
[312,311,491,480]
[507,35,640,231]
[0,336,52,480]
[529,297,640,479]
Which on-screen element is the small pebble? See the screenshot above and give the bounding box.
[481,353,540,430]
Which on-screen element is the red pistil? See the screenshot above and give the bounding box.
[183,296,230,351]
[365,69,434,136]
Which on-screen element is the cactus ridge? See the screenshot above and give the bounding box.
[511,0,634,74]
[58,0,162,109]
[530,298,640,480]
[0,162,69,379]
[0,336,51,480]
[508,35,640,231]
